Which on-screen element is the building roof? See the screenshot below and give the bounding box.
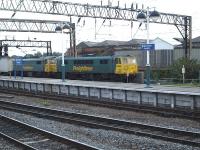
[175,36,200,49]
[127,39,148,45]
[76,41,98,48]
[77,39,147,49]
[95,40,128,47]
[77,38,173,49]
[173,38,184,43]
[173,37,200,43]
[191,36,200,43]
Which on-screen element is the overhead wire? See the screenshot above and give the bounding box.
[131,22,142,39]
[11,0,24,18]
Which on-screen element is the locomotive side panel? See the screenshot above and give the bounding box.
[57,56,114,74]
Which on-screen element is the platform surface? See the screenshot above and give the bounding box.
[0,76,200,95]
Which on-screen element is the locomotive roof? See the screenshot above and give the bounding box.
[56,56,113,60]
[19,56,56,61]
[56,56,133,60]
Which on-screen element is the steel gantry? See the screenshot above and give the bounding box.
[0,18,68,33]
[0,39,52,55]
[0,0,192,58]
[0,18,69,56]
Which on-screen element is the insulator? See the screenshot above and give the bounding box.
[0,46,2,57]
[4,44,8,56]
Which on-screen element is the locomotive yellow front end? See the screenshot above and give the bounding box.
[115,56,138,76]
[44,58,57,73]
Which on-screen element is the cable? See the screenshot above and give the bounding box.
[131,22,142,39]
[11,0,24,18]
[95,19,106,37]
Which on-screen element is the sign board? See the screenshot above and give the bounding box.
[141,44,155,50]
[182,65,185,74]
[15,58,23,65]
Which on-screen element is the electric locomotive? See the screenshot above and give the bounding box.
[13,55,138,82]
[13,56,57,77]
[56,56,138,82]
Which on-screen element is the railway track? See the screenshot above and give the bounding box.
[0,100,200,148]
[0,132,37,150]
[0,88,199,121]
[0,114,99,150]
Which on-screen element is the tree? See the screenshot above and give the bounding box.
[52,52,62,56]
[169,57,200,79]
[34,52,42,58]
[24,54,34,58]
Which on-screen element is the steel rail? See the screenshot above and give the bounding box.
[0,100,200,148]
[0,132,37,150]
[0,114,100,150]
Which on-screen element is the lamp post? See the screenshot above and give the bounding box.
[71,23,76,57]
[137,7,160,87]
[55,24,70,82]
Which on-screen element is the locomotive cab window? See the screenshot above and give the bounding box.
[51,59,57,64]
[126,57,136,64]
[115,58,121,64]
[121,58,128,64]
[45,59,57,64]
[127,57,136,64]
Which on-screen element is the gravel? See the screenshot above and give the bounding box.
[0,109,199,150]
[0,93,199,133]
[0,137,22,150]
[1,93,200,149]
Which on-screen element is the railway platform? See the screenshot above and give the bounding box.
[0,76,199,110]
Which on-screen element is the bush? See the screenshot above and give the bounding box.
[169,57,200,79]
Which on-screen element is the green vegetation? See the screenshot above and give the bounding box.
[39,99,50,106]
[12,52,62,58]
[172,83,200,87]
[151,57,200,86]
[169,57,200,80]
[151,70,169,82]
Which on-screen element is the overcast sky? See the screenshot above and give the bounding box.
[2,0,199,56]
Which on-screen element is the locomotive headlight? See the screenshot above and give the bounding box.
[132,59,136,64]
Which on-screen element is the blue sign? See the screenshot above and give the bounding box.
[141,44,155,50]
[15,58,23,65]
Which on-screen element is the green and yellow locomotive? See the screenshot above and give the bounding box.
[13,56,57,77]
[13,56,138,82]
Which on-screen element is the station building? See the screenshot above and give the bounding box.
[76,37,174,70]
[174,36,200,61]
